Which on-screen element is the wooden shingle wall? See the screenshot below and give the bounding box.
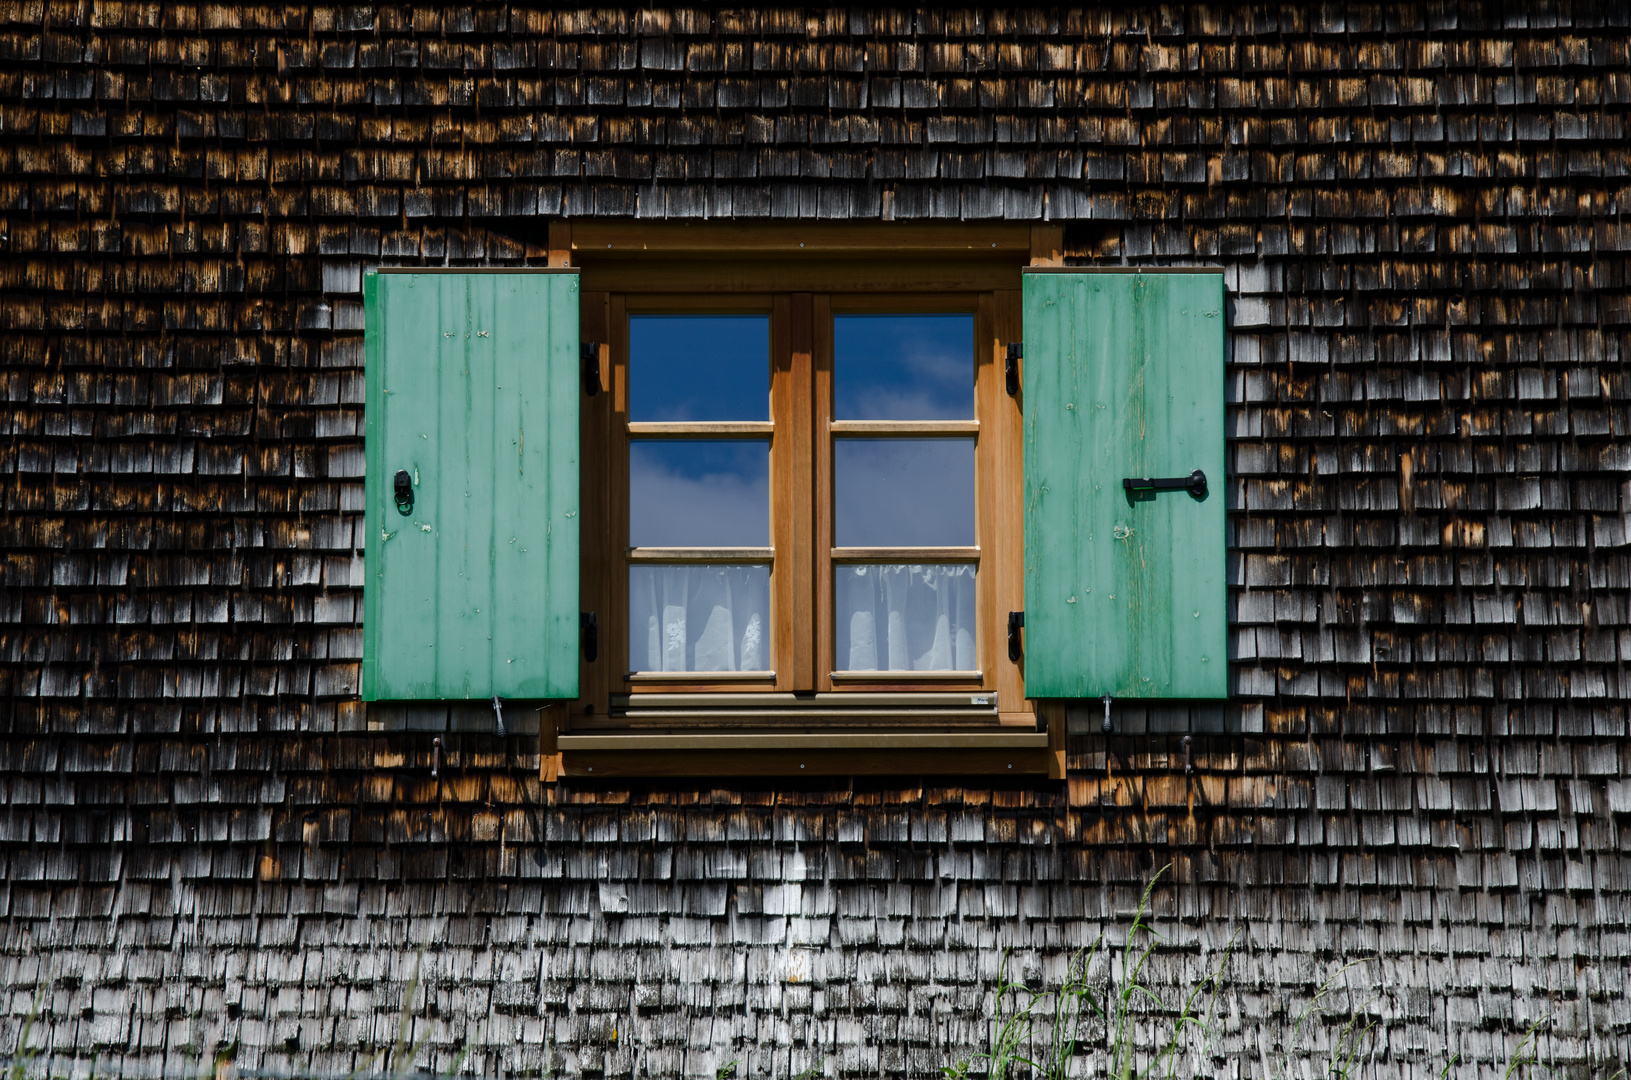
[1,3,1630,1078]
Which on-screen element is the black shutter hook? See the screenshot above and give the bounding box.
[393,470,414,515]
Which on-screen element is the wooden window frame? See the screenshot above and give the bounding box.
[552,222,1065,779]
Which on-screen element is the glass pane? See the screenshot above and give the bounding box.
[834,314,974,420]
[630,315,770,421]
[630,565,771,672]
[630,440,769,547]
[834,438,975,547]
[835,564,977,671]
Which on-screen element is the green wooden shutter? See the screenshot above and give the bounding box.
[362,271,580,701]
[1022,270,1226,699]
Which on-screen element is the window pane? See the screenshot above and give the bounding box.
[834,314,974,420]
[835,564,977,671]
[630,315,770,421]
[630,565,771,672]
[630,440,769,547]
[834,438,975,547]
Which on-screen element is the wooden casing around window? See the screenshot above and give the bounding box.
[556,222,1065,779]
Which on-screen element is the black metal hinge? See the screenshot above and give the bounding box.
[580,611,598,662]
[581,342,601,396]
[1004,342,1023,397]
[1007,610,1024,662]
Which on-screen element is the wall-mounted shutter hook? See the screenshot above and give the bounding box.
[1101,694,1113,734]
[393,470,414,515]
[492,695,506,738]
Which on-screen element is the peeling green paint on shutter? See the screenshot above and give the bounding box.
[362,271,580,701]
[1022,270,1226,699]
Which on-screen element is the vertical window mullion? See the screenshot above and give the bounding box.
[579,291,616,719]
[988,288,1027,713]
[609,294,631,695]
[771,293,818,693]
[813,294,835,693]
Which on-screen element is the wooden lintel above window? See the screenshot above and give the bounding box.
[567,220,1034,258]
[578,256,1021,295]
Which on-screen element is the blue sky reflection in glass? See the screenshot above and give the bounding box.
[834,314,974,420]
[630,440,770,547]
[630,315,770,421]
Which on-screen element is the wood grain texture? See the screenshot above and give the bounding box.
[578,258,1022,294]
[626,421,774,436]
[605,295,632,710]
[991,290,1030,716]
[578,291,614,719]
[4,6,1630,1074]
[830,547,979,561]
[562,747,1051,776]
[1023,271,1226,699]
[813,294,837,693]
[829,420,980,434]
[364,272,580,701]
[560,731,1046,750]
[572,221,1033,255]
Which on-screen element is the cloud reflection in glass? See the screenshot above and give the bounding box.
[834,438,975,548]
[629,440,769,547]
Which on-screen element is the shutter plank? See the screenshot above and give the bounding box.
[1023,271,1225,699]
[364,272,580,701]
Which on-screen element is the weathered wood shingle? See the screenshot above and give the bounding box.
[0,2,1630,1078]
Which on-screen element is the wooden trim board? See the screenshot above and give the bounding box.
[570,221,1033,256]
[560,731,1046,751]
[562,747,1051,777]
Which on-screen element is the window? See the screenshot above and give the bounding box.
[593,296,1018,703]
[362,225,1225,778]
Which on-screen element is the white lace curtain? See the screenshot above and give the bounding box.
[629,563,976,674]
[630,566,770,673]
[836,564,977,672]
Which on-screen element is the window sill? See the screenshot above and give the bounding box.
[587,690,1016,728]
[559,731,1046,751]
[558,731,1050,777]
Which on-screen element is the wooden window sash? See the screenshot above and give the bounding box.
[584,283,1030,724]
[613,299,784,686]
[820,299,990,691]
